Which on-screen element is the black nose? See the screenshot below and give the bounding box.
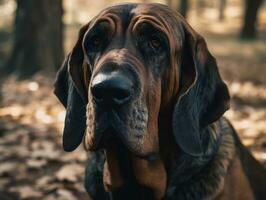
[91,71,133,105]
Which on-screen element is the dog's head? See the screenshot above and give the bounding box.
[54,3,230,157]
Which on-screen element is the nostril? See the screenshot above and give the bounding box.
[112,87,131,104]
[90,71,133,105]
[91,85,104,102]
[92,86,131,105]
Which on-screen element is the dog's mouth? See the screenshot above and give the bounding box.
[86,110,126,147]
[85,108,153,158]
[94,127,118,149]
[87,127,159,161]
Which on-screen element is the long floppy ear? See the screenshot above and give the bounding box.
[172,23,230,156]
[54,24,91,152]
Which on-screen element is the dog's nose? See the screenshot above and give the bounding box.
[91,71,133,105]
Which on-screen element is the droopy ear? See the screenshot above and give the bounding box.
[172,23,230,156]
[54,24,91,152]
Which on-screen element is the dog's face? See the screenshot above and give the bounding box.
[54,3,230,158]
[84,4,181,156]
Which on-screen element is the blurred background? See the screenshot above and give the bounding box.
[0,0,265,199]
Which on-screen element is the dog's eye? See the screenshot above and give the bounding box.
[149,36,161,49]
[91,35,102,48]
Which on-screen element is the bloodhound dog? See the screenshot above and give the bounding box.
[54,3,266,200]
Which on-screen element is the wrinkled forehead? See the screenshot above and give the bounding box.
[89,3,183,42]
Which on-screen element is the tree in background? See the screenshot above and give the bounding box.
[218,0,227,21]
[6,0,64,78]
[241,0,264,39]
[167,0,189,18]
[179,0,189,18]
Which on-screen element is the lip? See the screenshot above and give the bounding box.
[94,128,117,149]
[86,110,157,159]
[86,110,124,150]
[86,110,134,151]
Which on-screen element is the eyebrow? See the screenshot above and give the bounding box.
[131,15,169,36]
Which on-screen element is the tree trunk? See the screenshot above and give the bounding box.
[167,0,189,19]
[179,0,189,18]
[6,0,64,78]
[218,0,226,21]
[196,0,206,17]
[241,0,263,39]
[167,0,173,8]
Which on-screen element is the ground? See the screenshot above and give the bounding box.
[0,0,266,199]
[0,75,90,200]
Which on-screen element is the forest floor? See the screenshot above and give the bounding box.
[0,75,90,200]
[0,1,266,200]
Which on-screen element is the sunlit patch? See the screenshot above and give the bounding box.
[0,105,24,118]
[57,111,66,122]
[35,109,53,124]
[253,151,266,162]
[28,82,39,91]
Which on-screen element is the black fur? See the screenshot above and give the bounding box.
[53,24,90,151]
[172,27,230,157]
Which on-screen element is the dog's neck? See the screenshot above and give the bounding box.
[165,118,236,199]
[102,118,235,200]
[103,143,167,200]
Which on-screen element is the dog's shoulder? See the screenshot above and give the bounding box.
[166,118,266,199]
[219,118,266,200]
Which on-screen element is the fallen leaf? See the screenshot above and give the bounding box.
[0,162,17,176]
[57,189,76,200]
[9,186,42,199]
[26,158,47,168]
[55,163,84,182]
[36,176,54,188]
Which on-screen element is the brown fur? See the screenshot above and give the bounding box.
[54,3,266,199]
[217,157,255,200]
